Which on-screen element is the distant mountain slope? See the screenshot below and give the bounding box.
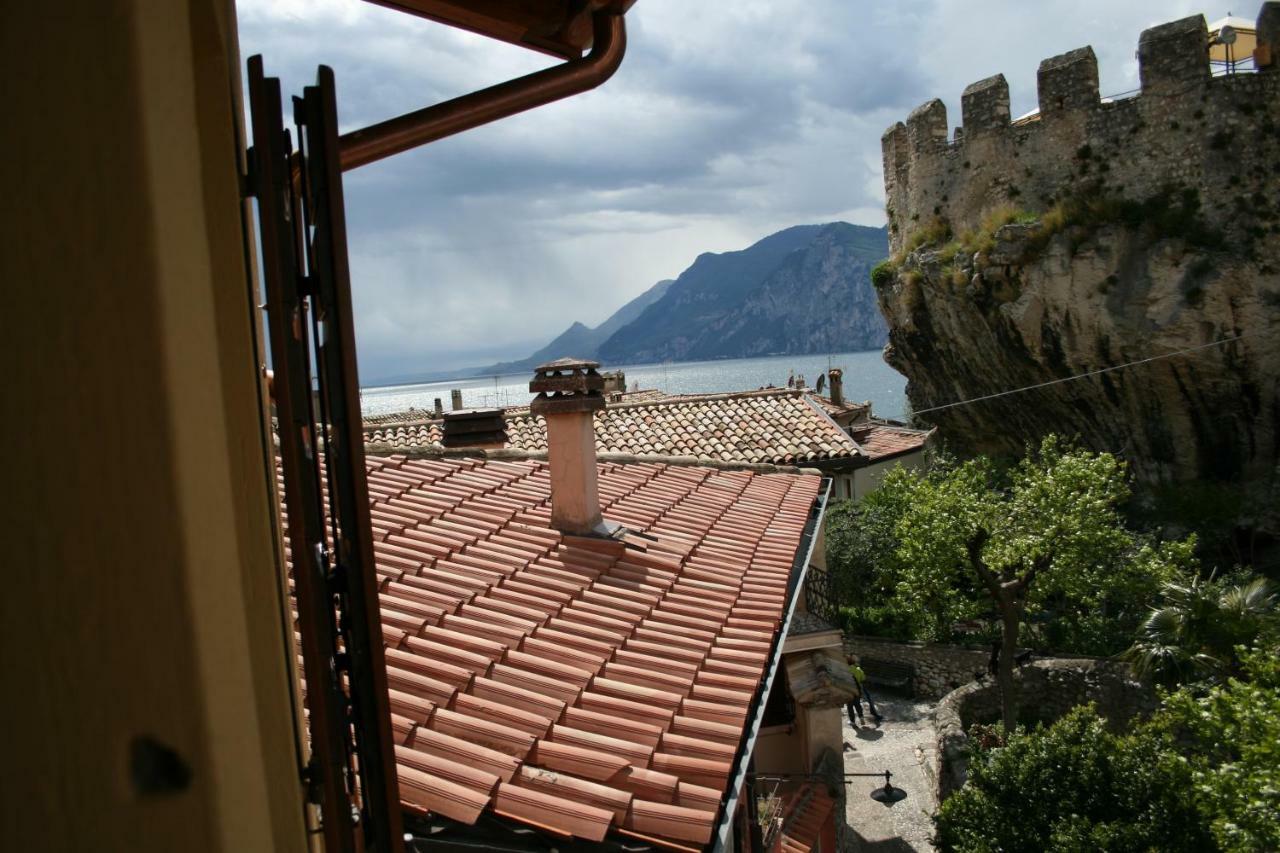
[480,278,673,375]
[597,222,888,364]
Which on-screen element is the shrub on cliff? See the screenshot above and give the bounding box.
[870,259,897,290]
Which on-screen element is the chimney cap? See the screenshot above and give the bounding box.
[530,358,606,416]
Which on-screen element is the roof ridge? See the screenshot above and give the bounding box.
[597,387,805,413]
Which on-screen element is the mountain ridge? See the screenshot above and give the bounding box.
[366,222,890,386]
[596,222,889,364]
[476,278,674,375]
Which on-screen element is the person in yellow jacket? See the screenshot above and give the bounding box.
[846,654,884,728]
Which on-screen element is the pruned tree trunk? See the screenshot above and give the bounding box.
[967,532,1041,734]
[997,600,1020,733]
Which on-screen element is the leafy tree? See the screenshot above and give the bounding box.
[1124,573,1277,686]
[828,435,1190,729]
[825,469,921,639]
[934,648,1280,853]
[934,705,1212,853]
[1153,647,1280,852]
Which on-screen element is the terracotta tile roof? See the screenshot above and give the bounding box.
[367,390,862,466]
[364,408,439,427]
[283,455,823,848]
[606,388,672,405]
[848,421,932,462]
[769,783,835,853]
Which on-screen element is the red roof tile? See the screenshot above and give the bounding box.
[769,783,836,853]
[284,455,821,848]
[366,390,862,465]
[848,420,933,462]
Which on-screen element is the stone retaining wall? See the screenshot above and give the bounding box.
[844,635,991,699]
[933,659,1158,800]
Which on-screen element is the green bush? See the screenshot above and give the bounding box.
[935,706,1212,852]
[935,649,1280,853]
[870,259,898,290]
[1156,648,1280,852]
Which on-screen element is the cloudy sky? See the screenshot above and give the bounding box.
[237,0,1209,382]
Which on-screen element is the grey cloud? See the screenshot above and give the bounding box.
[237,0,1197,383]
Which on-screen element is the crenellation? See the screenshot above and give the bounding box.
[1037,46,1099,116]
[961,74,1010,136]
[876,4,1280,490]
[1259,2,1280,67]
[881,122,909,236]
[906,98,949,155]
[883,5,1280,257]
[1137,15,1209,95]
[881,121,908,179]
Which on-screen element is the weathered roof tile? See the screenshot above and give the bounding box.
[284,455,821,848]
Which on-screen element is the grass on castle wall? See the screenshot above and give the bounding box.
[882,183,1226,296]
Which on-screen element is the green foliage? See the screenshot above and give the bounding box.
[896,216,952,261]
[1028,183,1224,257]
[826,473,923,639]
[1124,572,1277,686]
[870,259,898,290]
[936,650,1280,853]
[944,204,1040,258]
[825,436,1192,654]
[1154,648,1280,852]
[935,706,1211,852]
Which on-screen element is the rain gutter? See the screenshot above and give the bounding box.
[710,477,833,853]
[338,7,628,171]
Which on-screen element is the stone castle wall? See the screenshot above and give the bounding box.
[873,5,1280,488]
[882,7,1280,255]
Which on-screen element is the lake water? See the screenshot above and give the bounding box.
[361,350,909,420]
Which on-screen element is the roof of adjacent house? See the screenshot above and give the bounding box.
[770,783,835,853]
[363,408,439,428]
[286,454,823,849]
[849,421,933,462]
[366,389,867,466]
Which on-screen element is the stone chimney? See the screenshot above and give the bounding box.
[450,388,464,411]
[828,368,844,406]
[601,370,626,395]
[441,408,506,449]
[433,397,444,417]
[530,358,611,537]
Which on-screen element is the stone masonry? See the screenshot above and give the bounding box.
[882,10,1280,255]
[845,635,989,700]
[875,7,1280,488]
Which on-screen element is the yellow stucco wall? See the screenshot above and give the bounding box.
[1,1,307,849]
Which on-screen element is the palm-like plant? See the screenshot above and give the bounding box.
[1124,574,1276,685]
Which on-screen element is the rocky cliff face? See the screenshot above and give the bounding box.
[878,9,1280,491]
[879,223,1280,485]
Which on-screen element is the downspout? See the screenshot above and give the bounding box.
[711,478,833,853]
[338,9,627,172]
